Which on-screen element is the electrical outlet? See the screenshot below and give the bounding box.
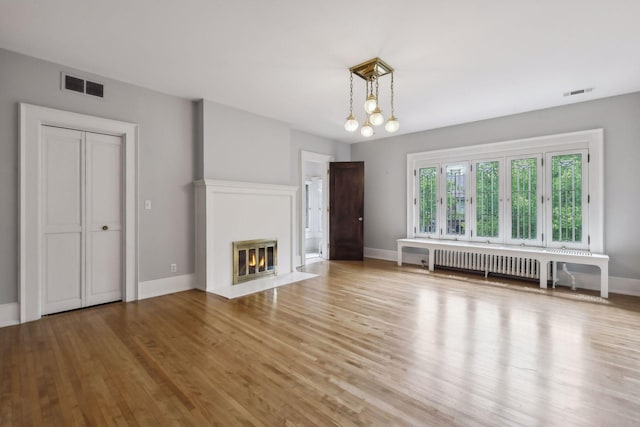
[170,263,177,273]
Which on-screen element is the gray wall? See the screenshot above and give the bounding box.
[198,100,350,262]
[0,48,195,304]
[200,100,291,184]
[351,92,640,281]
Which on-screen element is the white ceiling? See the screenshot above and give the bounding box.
[1,0,640,143]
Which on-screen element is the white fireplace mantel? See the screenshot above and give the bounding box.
[194,179,298,294]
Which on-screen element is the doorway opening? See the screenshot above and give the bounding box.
[300,151,333,266]
[304,177,323,261]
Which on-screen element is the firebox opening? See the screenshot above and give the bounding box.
[233,239,278,284]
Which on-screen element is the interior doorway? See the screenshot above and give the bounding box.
[20,104,138,323]
[300,151,333,266]
[304,176,324,261]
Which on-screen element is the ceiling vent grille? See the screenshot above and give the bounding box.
[61,72,104,98]
[563,87,593,97]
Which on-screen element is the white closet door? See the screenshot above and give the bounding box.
[42,126,84,314]
[86,132,123,306]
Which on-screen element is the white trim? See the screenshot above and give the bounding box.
[300,151,333,267]
[207,271,317,299]
[19,103,139,323]
[0,303,20,328]
[138,274,196,300]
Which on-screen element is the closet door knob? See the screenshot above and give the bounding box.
[102,225,109,231]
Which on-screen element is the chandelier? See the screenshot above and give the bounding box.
[344,57,399,137]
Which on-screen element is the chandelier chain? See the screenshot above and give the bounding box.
[390,72,395,116]
[375,75,379,102]
[349,71,354,114]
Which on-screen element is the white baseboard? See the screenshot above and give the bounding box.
[365,246,640,297]
[365,247,425,266]
[138,274,196,300]
[0,302,20,328]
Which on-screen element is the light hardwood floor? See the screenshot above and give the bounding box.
[2,259,640,426]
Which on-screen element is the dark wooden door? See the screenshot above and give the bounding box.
[329,161,364,260]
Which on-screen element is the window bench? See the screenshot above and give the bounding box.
[397,238,610,298]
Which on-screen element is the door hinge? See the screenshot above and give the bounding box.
[542,233,544,242]
[441,167,443,174]
[414,227,417,234]
[440,228,443,235]
[414,198,416,205]
[440,197,443,204]
[588,194,590,203]
[470,197,473,204]
[470,164,473,172]
[588,235,591,244]
[471,230,473,238]
[414,169,416,176]
[541,195,544,204]
[541,158,544,166]
[588,153,590,163]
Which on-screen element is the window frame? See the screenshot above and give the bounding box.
[505,154,543,246]
[414,162,440,238]
[406,129,604,252]
[545,149,589,249]
[470,158,504,243]
[441,161,470,240]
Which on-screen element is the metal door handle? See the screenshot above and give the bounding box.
[358,217,363,221]
[102,225,109,231]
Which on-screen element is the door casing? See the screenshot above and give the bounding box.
[300,151,333,267]
[20,103,138,323]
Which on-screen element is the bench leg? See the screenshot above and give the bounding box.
[539,260,548,289]
[601,263,609,298]
[428,249,435,271]
[397,245,403,266]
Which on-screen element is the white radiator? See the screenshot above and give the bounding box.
[434,249,544,280]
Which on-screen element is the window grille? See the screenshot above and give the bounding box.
[476,161,500,238]
[550,153,584,243]
[445,164,467,236]
[419,167,438,234]
[510,158,538,240]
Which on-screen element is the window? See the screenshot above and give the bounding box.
[474,160,501,240]
[418,166,438,234]
[407,129,603,251]
[444,163,468,238]
[546,150,588,248]
[506,156,542,245]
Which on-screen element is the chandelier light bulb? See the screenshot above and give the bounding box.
[361,119,374,137]
[370,107,384,126]
[364,94,377,114]
[344,114,359,132]
[385,115,400,133]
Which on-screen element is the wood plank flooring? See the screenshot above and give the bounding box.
[2,259,640,426]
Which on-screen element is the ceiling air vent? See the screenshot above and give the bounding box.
[61,72,104,98]
[563,87,593,97]
[85,80,104,98]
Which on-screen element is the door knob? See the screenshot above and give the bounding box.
[102,225,109,231]
[358,217,363,221]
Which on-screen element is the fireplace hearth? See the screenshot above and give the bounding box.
[233,239,277,284]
